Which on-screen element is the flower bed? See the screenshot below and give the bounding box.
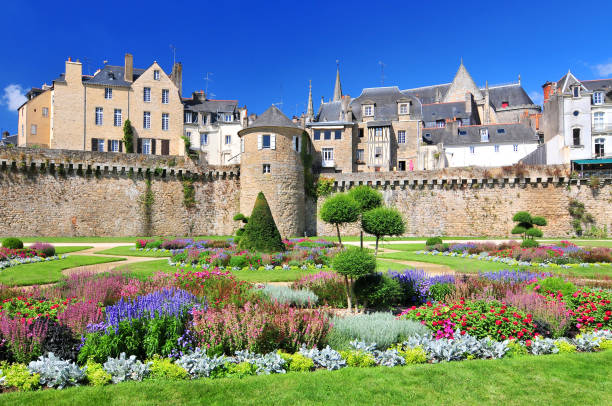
[0,247,65,271]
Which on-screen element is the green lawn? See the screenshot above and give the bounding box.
[8,236,231,243]
[96,246,172,257]
[377,259,416,272]
[2,351,610,406]
[54,246,94,254]
[0,256,125,286]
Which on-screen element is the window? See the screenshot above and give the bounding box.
[95,107,103,125]
[154,70,160,80]
[480,128,489,142]
[185,111,192,124]
[494,144,500,152]
[573,128,581,146]
[364,105,373,116]
[143,87,151,102]
[200,133,208,146]
[501,101,509,108]
[143,111,151,129]
[110,139,119,152]
[356,149,364,162]
[42,107,48,117]
[224,114,233,122]
[262,164,271,174]
[573,87,580,98]
[30,124,37,135]
[98,138,105,152]
[469,146,475,154]
[262,134,271,149]
[375,127,383,137]
[314,130,321,140]
[161,139,169,155]
[397,130,406,144]
[142,139,151,154]
[292,136,300,152]
[375,147,382,158]
[398,160,406,171]
[334,130,342,140]
[513,144,519,152]
[225,135,231,145]
[573,110,579,117]
[593,92,604,105]
[436,119,446,128]
[359,128,364,138]
[594,112,604,130]
[459,130,467,135]
[595,138,605,157]
[162,113,169,131]
[399,104,408,114]
[324,131,331,140]
[322,147,334,162]
[114,109,122,127]
[105,88,112,99]
[497,128,505,134]
[162,89,169,104]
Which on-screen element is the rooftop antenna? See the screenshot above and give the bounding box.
[204,72,213,96]
[80,56,93,75]
[169,44,176,66]
[379,61,386,86]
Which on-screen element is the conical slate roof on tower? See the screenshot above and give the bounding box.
[333,66,342,101]
[249,105,299,128]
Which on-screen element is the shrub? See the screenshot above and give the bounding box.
[361,207,405,255]
[175,348,226,379]
[555,340,577,353]
[229,254,248,269]
[85,359,111,386]
[226,361,257,378]
[148,356,189,380]
[353,273,402,309]
[426,236,443,246]
[327,312,431,350]
[259,284,318,307]
[57,300,104,337]
[401,333,510,362]
[30,242,55,257]
[319,193,360,247]
[505,341,529,358]
[0,362,40,391]
[332,247,376,311]
[389,269,455,305]
[40,319,81,362]
[2,237,23,249]
[48,271,125,307]
[503,291,571,338]
[530,277,577,297]
[172,269,256,308]
[429,283,455,302]
[279,352,314,372]
[0,316,48,363]
[28,352,86,389]
[231,350,286,375]
[520,239,539,248]
[103,353,151,383]
[347,186,383,248]
[291,271,346,308]
[238,192,285,253]
[339,350,376,367]
[393,345,427,364]
[511,211,547,241]
[298,345,346,370]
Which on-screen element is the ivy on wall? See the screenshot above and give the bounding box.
[182,178,196,209]
[140,172,154,236]
[300,131,315,197]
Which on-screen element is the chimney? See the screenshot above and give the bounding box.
[447,119,459,135]
[124,53,133,83]
[171,62,183,97]
[2,131,9,139]
[192,91,205,102]
[65,58,82,84]
[465,92,473,116]
[542,81,552,104]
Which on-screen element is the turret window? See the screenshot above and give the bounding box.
[258,134,275,150]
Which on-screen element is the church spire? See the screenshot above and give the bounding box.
[333,61,342,102]
[306,80,314,121]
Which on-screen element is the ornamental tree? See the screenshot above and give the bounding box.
[347,185,383,249]
[361,207,406,255]
[238,192,285,253]
[511,211,547,241]
[122,119,134,153]
[319,193,359,247]
[332,247,376,311]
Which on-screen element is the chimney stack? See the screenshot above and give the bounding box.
[171,62,183,97]
[542,82,553,104]
[124,53,133,82]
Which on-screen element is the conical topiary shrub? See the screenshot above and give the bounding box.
[238,192,285,253]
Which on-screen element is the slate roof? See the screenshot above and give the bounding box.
[422,102,469,123]
[483,84,536,109]
[85,65,146,87]
[248,105,298,128]
[581,79,612,92]
[402,84,451,104]
[183,98,238,113]
[421,123,538,147]
[53,73,92,84]
[0,134,17,146]
[316,100,343,122]
[350,86,420,121]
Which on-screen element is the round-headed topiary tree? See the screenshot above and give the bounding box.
[319,193,359,247]
[347,185,383,249]
[2,237,23,249]
[511,211,547,242]
[332,247,377,311]
[361,207,406,255]
[238,192,285,253]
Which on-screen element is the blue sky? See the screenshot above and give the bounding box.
[1,0,611,134]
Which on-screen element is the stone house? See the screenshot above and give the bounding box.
[17,54,185,156]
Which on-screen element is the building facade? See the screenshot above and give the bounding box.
[183,91,247,165]
[17,54,185,156]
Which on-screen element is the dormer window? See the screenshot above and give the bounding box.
[399,104,408,114]
[436,120,445,128]
[497,128,505,134]
[364,105,374,117]
[480,128,489,142]
[459,130,467,135]
[154,70,160,80]
[573,86,580,98]
[593,91,604,105]
[501,101,509,108]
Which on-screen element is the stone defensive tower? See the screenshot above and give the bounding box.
[238,105,305,237]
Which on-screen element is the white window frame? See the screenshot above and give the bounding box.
[436,120,446,128]
[225,135,231,145]
[513,144,519,152]
[322,147,334,162]
[105,87,112,100]
[224,114,233,122]
[162,89,169,104]
[397,130,406,144]
[42,107,48,117]
[162,113,169,131]
[375,147,382,158]
[263,163,271,174]
[494,144,500,152]
[114,109,122,127]
[154,70,160,80]
[142,138,152,155]
[31,124,37,135]
[573,86,580,98]
[95,107,103,126]
[292,135,301,152]
[259,134,275,149]
[469,146,475,154]
[480,128,489,142]
[375,127,383,137]
[110,139,119,152]
[143,87,151,102]
[364,105,373,116]
[200,133,208,146]
[185,111,192,124]
[399,104,408,114]
[594,112,604,130]
[595,137,605,157]
[593,92,603,105]
[143,111,151,129]
[356,149,364,162]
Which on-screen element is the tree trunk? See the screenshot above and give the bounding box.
[375,236,380,256]
[351,276,359,311]
[336,224,343,248]
[344,275,352,312]
[360,230,364,250]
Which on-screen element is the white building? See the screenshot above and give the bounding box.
[542,71,612,165]
[420,122,539,168]
[183,91,247,165]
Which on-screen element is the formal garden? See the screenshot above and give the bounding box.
[0,188,610,405]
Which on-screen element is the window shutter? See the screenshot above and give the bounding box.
[161,140,169,155]
[119,141,123,153]
[137,139,142,153]
[271,134,276,150]
[107,140,111,151]
[91,138,97,151]
[152,139,157,155]
[296,136,300,152]
[292,136,297,151]
[257,134,262,150]
[241,138,244,153]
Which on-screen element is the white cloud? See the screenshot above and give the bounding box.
[529,90,543,106]
[1,84,27,111]
[594,62,612,77]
